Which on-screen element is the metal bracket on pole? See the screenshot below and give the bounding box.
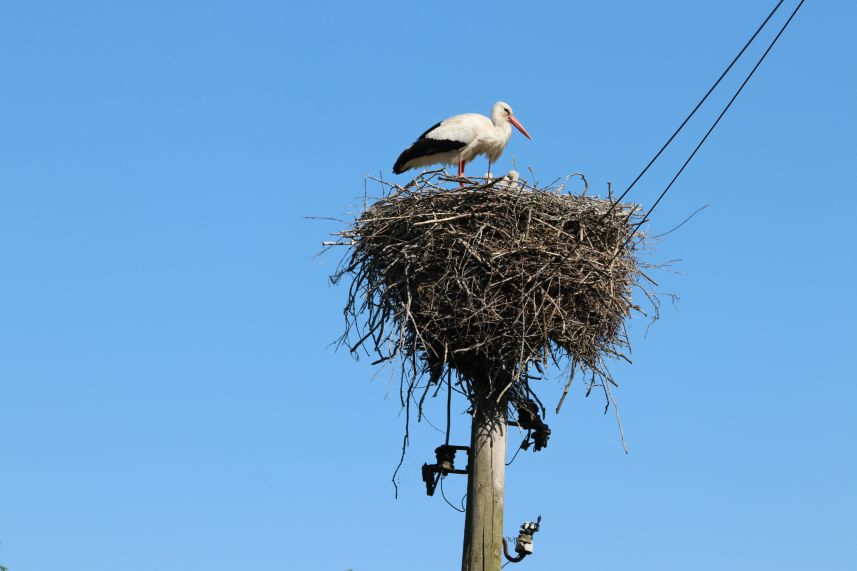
[421,444,470,496]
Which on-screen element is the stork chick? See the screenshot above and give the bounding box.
[495,169,521,190]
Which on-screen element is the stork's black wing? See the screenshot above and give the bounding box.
[393,121,467,174]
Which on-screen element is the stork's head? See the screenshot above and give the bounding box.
[492,101,532,140]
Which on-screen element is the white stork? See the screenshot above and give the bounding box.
[393,101,532,181]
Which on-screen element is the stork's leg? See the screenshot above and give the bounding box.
[458,159,466,187]
[487,160,492,181]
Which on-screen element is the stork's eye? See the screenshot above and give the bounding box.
[505,108,511,114]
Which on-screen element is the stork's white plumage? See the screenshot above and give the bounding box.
[393,101,532,180]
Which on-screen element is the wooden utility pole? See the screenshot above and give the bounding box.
[461,403,508,571]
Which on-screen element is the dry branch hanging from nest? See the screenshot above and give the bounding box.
[330,171,658,422]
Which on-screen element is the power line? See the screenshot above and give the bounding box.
[625,0,806,248]
[604,0,786,217]
[445,372,452,445]
[439,474,465,513]
[506,435,526,466]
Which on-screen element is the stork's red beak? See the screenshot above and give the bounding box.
[509,115,532,140]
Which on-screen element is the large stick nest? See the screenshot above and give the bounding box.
[330,171,658,414]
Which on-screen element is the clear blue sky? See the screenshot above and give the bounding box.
[1,1,854,570]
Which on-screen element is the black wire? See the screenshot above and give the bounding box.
[505,443,523,467]
[439,371,460,514]
[445,371,452,445]
[624,0,806,248]
[604,0,785,217]
[439,475,465,513]
[506,432,529,466]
